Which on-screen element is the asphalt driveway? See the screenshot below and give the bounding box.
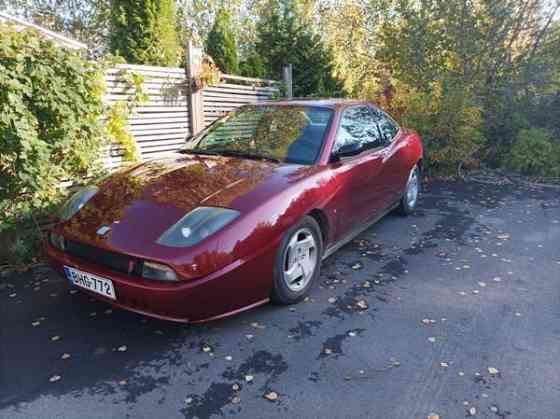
[1,179,559,419]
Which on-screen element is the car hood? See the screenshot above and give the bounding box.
[59,153,316,253]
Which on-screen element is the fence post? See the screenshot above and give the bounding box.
[186,40,205,135]
[283,64,293,98]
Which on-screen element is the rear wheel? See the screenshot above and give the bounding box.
[398,164,421,216]
[271,216,323,304]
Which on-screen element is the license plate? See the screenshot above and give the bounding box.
[64,266,116,300]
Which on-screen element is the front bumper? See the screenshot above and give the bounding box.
[46,242,276,323]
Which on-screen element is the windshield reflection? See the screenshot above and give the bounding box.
[185,105,333,165]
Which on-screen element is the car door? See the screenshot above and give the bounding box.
[328,106,388,240]
[369,107,410,206]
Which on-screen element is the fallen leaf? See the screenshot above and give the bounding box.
[49,375,61,383]
[488,367,499,375]
[355,299,368,310]
[264,391,278,401]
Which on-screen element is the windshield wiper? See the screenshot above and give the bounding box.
[180,149,221,156]
[206,149,281,163]
[181,148,281,163]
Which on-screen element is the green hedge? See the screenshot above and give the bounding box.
[507,128,560,177]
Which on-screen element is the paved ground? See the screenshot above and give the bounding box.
[1,179,559,419]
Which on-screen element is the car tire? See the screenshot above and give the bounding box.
[271,215,323,305]
[398,164,421,216]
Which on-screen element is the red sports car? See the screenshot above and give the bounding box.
[46,99,423,323]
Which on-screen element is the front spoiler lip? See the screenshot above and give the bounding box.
[70,288,269,324]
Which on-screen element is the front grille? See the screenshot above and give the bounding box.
[65,240,143,276]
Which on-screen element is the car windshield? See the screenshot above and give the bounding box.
[184,105,334,165]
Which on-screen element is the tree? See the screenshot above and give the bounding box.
[240,48,266,77]
[109,0,178,66]
[255,0,343,97]
[206,8,240,73]
[0,0,111,55]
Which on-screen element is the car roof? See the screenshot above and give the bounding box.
[256,98,370,109]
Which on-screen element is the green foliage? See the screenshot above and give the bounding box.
[0,24,106,228]
[206,8,240,74]
[240,48,266,78]
[507,129,560,177]
[109,0,179,66]
[392,78,485,175]
[105,71,148,161]
[255,0,344,97]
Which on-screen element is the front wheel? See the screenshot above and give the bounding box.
[398,164,421,216]
[271,216,323,305]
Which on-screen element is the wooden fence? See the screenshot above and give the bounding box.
[103,64,280,170]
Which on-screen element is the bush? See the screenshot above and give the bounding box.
[0,25,107,265]
[388,79,486,175]
[507,128,560,177]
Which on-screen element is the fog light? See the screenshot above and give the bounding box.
[49,232,66,251]
[142,261,177,281]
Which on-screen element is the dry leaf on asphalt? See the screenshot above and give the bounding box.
[264,391,278,401]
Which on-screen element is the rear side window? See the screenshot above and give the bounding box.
[370,107,399,142]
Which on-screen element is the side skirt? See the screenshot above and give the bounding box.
[322,202,399,260]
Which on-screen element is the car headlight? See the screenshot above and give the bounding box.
[157,207,240,247]
[59,186,99,221]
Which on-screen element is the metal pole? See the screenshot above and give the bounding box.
[186,40,205,135]
[283,64,293,98]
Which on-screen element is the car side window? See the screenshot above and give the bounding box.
[370,107,399,143]
[332,106,384,154]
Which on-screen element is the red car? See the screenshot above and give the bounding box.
[46,99,423,323]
